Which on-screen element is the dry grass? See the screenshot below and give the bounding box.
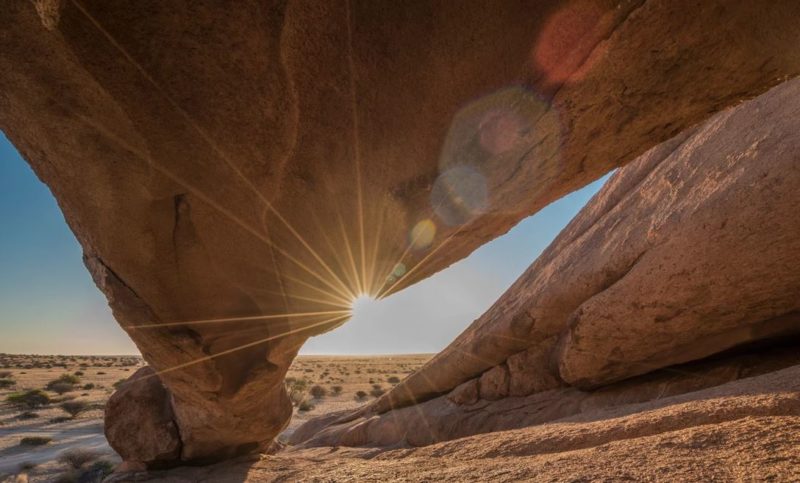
[280,355,431,439]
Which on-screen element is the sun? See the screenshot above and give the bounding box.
[350,294,382,321]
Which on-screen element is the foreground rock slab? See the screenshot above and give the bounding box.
[2,0,800,465]
[108,363,800,482]
[299,76,800,446]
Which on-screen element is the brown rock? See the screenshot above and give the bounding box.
[507,341,564,397]
[378,76,800,412]
[2,0,800,464]
[479,364,510,401]
[294,343,800,448]
[105,367,181,467]
[448,379,479,406]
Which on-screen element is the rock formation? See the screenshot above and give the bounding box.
[2,0,800,467]
[293,76,800,447]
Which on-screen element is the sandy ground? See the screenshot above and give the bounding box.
[107,363,800,482]
[280,355,431,439]
[0,354,430,482]
[0,354,141,481]
[5,353,798,482]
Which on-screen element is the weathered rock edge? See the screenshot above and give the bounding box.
[295,76,800,447]
[2,0,800,465]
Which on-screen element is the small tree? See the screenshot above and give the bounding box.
[354,390,367,401]
[60,400,90,419]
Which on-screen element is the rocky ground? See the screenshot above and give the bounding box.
[2,354,799,482]
[0,354,430,482]
[109,363,800,482]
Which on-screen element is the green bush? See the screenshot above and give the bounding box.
[20,436,52,446]
[7,389,51,409]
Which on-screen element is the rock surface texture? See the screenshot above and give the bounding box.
[104,367,182,468]
[294,77,800,447]
[2,0,800,466]
[109,364,800,482]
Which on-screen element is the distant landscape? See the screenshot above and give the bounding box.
[0,354,430,482]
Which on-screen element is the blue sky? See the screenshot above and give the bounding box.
[0,131,606,355]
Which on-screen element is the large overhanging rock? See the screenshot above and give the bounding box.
[298,76,800,447]
[2,0,800,466]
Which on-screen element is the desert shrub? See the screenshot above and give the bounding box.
[58,448,100,469]
[49,382,75,395]
[47,382,75,396]
[47,374,80,394]
[96,371,106,375]
[0,370,12,378]
[17,411,39,420]
[387,376,401,384]
[60,400,89,418]
[331,385,343,395]
[47,374,80,387]
[50,416,72,424]
[73,371,84,376]
[297,400,314,412]
[370,386,385,398]
[19,461,37,471]
[20,436,52,446]
[7,389,50,409]
[354,390,367,401]
[0,378,16,389]
[309,385,327,399]
[112,379,127,389]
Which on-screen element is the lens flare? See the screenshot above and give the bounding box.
[410,219,436,250]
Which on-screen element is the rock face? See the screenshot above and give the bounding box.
[105,367,181,468]
[294,76,800,447]
[2,0,800,466]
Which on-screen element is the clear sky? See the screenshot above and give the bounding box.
[0,131,607,355]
